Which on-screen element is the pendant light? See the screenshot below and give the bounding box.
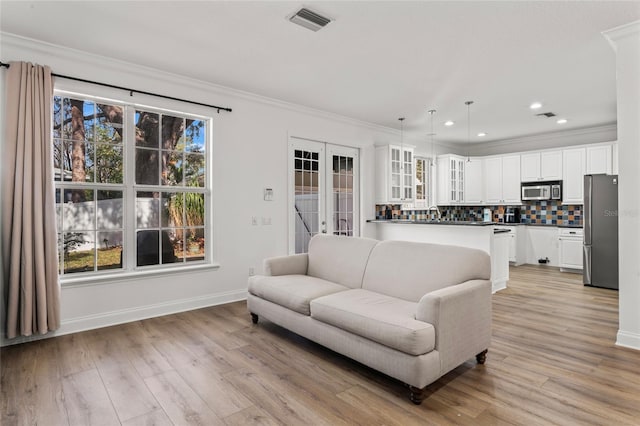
[427,109,436,166]
[399,116,405,166]
[465,100,474,162]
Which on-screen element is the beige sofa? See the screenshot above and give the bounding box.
[247,234,492,404]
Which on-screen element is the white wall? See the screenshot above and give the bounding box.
[603,21,640,351]
[0,33,401,345]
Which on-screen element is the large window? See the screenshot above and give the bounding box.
[53,93,210,277]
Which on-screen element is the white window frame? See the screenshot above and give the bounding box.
[53,87,216,285]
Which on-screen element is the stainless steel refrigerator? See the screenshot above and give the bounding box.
[583,174,618,289]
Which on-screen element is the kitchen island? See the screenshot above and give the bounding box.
[369,220,509,292]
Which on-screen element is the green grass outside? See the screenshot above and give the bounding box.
[64,245,204,273]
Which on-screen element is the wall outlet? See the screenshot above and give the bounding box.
[251,216,258,226]
[248,267,255,276]
[261,217,272,225]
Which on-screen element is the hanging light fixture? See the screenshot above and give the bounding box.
[427,109,436,166]
[465,100,474,162]
[399,116,405,159]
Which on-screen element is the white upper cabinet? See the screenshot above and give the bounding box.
[586,144,612,175]
[562,147,586,204]
[521,150,562,182]
[464,157,484,204]
[520,153,541,182]
[375,144,415,203]
[437,155,465,205]
[612,142,619,174]
[502,155,522,203]
[485,155,521,205]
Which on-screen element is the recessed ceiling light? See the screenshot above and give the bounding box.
[557,118,568,124]
[477,132,487,137]
[444,120,454,126]
[530,102,543,109]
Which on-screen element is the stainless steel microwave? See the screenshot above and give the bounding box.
[521,182,562,201]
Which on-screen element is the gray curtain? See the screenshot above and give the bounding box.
[2,61,60,339]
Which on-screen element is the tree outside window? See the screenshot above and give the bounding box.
[53,95,209,275]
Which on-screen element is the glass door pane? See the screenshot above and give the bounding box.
[292,144,323,254]
[326,145,359,239]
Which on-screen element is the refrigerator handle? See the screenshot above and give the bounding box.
[583,245,592,285]
[584,175,592,245]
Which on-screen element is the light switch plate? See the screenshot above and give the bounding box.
[264,188,273,201]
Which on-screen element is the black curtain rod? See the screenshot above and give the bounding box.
[0,61,232,113]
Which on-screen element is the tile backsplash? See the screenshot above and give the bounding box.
[375,200,582,226]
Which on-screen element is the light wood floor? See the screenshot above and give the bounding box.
[2,265,640,425]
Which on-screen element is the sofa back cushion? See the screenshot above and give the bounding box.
[362,240,491,302]
[307,235,379,289]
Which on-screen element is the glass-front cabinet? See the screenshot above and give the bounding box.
[437,154,465,205]
[414,157,431,208]
[375,144,415,203]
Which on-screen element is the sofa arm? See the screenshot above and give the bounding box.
[416,279,492,374]
[264,253,308,276]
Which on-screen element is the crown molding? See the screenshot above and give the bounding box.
[603,20,640,50]
[0,32,398,136]
[446,123,617,156]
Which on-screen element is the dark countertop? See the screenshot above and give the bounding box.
[368,219,583,229]
[367,219,494,226]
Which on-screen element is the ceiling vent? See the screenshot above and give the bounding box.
[536,112,557,118]
[289,8,331,32]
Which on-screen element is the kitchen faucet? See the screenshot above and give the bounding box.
[427,205,442,221]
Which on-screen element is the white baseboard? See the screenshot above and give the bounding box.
[616,330,640,351]
[1,290,248,347]
[492,280,507,293]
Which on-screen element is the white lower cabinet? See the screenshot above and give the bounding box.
[495,226,525,265]
[558,228,584,271]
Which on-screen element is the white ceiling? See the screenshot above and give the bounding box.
[1,1,639,144]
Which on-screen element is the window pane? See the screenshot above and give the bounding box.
[136,148,159,185]
[185,119,205,153]
[85,142,95,182]
[97,190,123,229]
[162,150,183,186]
[82,101,96,142]
[184,193,205,226]
[63,189,94,231]
[135,111,159,148]
[161,115,185,150]
[136,229,178,266]
[167,228,186,263]
[95,103,123,143]
[162,192,183,228]
[136,192,159,228]
[136,230,160,266]
[63,97,72,139]
[186,228,204,262]
[96,144,123,184]
[184,153,205,187]
[97,231,123,271]
[63,231,95,274]
[53,97,62,139]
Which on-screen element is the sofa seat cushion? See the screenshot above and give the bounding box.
[310,289,435,356]
[248,274,349,316]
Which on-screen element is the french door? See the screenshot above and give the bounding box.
[288,137,360,254]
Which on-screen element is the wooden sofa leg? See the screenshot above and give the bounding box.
[250,313,259,324]
[476,349,488,364]
[408,385,426,405]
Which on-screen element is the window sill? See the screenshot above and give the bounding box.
[60,262,221,288]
